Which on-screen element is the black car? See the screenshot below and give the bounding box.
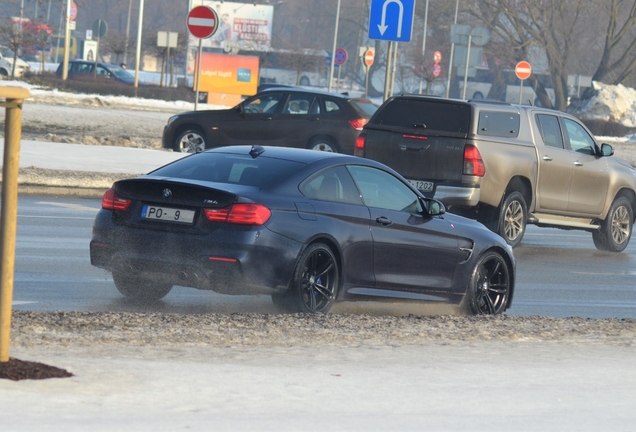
[90,146,515,315]
[162,88,378,154]
[56,60,137,84]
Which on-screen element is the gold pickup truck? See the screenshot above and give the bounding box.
[356,96,636,252]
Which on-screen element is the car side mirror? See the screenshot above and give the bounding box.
[601,143,614,157]
[427,199,446,216]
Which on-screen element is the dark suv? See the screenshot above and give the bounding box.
[162,88,377,154]
[56,60,136,84]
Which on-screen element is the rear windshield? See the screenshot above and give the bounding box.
[371,98,471,134]
[149,152,305,187]
[349,99,379,117]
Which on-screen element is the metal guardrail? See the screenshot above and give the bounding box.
[0,86,30,362]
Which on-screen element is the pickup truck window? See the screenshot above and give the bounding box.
[563,118,596,155]
[372,99,470,134]
[536,114,564,149]
[478,111,520,138]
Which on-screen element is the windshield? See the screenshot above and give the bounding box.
[350,99,379,117]
[0,47,15,58]
[107,64,134,80]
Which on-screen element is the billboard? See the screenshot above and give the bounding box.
[188,1,273,51]
[194,52,259,95]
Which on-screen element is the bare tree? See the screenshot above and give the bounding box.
[0,17,27,78]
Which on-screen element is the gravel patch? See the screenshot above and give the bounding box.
[10,311,636,349]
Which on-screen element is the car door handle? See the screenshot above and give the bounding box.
[574,161,583,167]
[262,117,273,121]
[542,155,553,161]
[308,116,320,121]
[376,216,392,226]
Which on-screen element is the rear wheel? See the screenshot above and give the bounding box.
[592,196,633,252]
[272,243,339,313]
[112,271,173,301]
[461,251,511,315]
[308,138,339,153]
[497,191,527,247]
[175,128,206,153]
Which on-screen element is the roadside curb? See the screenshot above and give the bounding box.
[17,185,105,198]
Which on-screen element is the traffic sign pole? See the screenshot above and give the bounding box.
[515,61,532,104]
[187,5,219,110]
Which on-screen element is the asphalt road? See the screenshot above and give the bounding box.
[11,195,636,318]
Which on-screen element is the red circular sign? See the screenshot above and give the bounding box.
[69,2,77,21]
[433,51,442,64]
[187,6,219,39]
[364,49,374,67]
[335,48,348,65]
[515,61,532,80]
[433,64,442,77]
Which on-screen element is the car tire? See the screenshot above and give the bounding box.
[175,128,206,153]
[497,191,527,248]
[299,76,310,86]
[112,271,173,302]
[273,243,339,313]
[461,250,511,315]
[0,68,8,77]
[592,196,633,252]
[472,92,484,100]
[308,138,339,153]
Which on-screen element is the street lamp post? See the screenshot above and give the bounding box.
[328,0,341,93]
[134,0,145,89]
[446,0,459,98]
[418,0,430,94]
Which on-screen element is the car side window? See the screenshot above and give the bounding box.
[536,114,564,149]
[243,93,284,114]
[347,165,423,213]
[309,99,321,115]
[300,166,363,205]
[563,118,596,155]
[96,66,109,77]
[283,95,314,115]
[324,99,341,113]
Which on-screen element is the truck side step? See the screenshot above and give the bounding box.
[528,213,600,230]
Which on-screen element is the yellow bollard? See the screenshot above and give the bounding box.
[0,86,30,363]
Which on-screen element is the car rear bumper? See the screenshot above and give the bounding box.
[90,211,302,295]
[434,185,481,207]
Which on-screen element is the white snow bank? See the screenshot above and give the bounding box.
[568,81,636,127]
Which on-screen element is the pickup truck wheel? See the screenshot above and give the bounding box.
[175,128,206,153]
[498,191,527,247]
[461,251,511,315]
[592,197,633,252]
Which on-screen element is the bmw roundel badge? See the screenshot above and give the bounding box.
[163,188,172,198]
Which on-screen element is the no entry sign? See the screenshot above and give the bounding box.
[364,49,374,67]
[515,61,532,80]
[187,6,219,39]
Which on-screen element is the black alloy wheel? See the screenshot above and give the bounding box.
[462,251,511,315]
[273,243,339,313]
[112,271,173,302]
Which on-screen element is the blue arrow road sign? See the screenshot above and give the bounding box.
[368,0,416,42]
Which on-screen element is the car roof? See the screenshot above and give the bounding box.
[259,87,352,100]
[206,145,355,163]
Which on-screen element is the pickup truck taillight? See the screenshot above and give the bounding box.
[463,145,485,177]
[354,133,366,157]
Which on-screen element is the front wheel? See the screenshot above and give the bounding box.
[272,243,339,313]
[461,251,511,315]
[497,191,527,247]
[112,271,173,302]
[592,196,633,252]
[175,128,206,153]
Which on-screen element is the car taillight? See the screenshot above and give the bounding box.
[101,188,132,211]
[204,203,271,225]
[349,118,368,130]
[354,134,366,157]
[463,144,486,177]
